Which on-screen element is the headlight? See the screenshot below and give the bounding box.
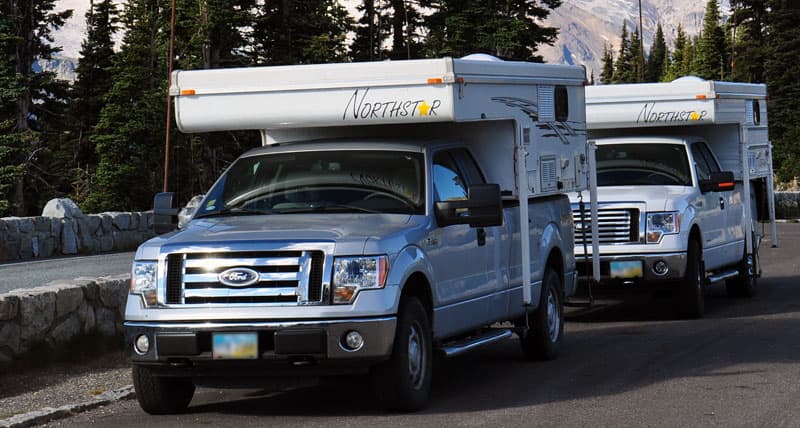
[332,256,389,304]
[131,261,157,306]
[646,212,679,243]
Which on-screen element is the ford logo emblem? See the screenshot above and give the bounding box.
[219,267,259,287]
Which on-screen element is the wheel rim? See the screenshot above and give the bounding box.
[546,287,560,342]
[407,322,424,389]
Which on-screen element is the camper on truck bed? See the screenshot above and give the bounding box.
[124,55,596,414]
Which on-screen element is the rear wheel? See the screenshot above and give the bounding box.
[372,296,432,412]
[132,365,195,415]
[520,268,563,360]
[674,239,704,319]
[726,236,758,297]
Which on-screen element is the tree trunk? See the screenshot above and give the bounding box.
[11,0,35,215]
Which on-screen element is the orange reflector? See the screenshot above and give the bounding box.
[427,78,443,84]
[696,94,707,100]
[180,89,196,96]
[719,182,735,188]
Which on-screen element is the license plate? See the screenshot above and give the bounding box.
[609,261,644,279]
[212,332,258,360]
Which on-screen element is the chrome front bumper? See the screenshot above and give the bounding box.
[125,316,397,366]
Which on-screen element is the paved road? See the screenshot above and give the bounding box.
[0,252,135,294]
[32,223,800,427]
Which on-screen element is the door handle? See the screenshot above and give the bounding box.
[477,228,487,246]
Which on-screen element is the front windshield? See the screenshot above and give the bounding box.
[197,149,425,217]
[596,143,692,187]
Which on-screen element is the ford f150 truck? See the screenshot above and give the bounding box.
[572,77,777,318]
[125,55,595,414]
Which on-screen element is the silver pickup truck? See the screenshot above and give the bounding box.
[572,136,759,317]
[125,140,577,413]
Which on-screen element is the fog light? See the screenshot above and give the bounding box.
[134,334,150,355]
[653,260,669,276]
[342,331,364,351]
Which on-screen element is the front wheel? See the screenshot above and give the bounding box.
[372,296,432,412]
[520,268,564,360]
[674,239,705,319]
[132,365,195,415]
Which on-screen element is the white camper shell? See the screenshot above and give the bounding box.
[171,56,590,196]
[170,56,594,305]
[585,78,777,251]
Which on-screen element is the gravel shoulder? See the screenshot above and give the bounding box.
[0,350,132,421]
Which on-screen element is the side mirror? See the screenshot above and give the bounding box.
[153,192,179,234]
[699,171,735,193]
[435,184,503,228]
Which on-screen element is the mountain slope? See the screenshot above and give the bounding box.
[540,0,730,77]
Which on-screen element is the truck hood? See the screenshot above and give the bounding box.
[136,214,424,259]
[571,186,694,212]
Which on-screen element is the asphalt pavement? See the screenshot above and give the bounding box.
[0,252,135,294]
[1,223,799,427]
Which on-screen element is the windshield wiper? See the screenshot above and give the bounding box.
[194,207,272,219]
[274,203,381,214]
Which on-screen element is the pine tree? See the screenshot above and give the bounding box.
[646,23,667,82]
[68,0,119,204]
[0,0,72,216]
[84,0,170,212]
[694,0,727,80]
[388,0,424,60]
[422,0,561,61]
[599,42,614,84]
[612,22,633,83]
[663,24,687,81]
[681,35,697,77]
[628,25,645,82]
[251,0,352,65]
[764,0,800,182]
[729,0,769,83]
[350,0,391,61]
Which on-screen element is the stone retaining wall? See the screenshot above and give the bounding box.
[775,191,800,219]
[0,275,130,364]
[0,212,153,262]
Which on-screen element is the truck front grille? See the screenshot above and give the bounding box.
[164,251,325,305]
[572,208,639,245]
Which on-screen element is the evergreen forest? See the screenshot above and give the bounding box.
[1,0,798,216]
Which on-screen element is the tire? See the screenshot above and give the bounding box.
[132,365,195,415]
[674,239,704,319]
[726,236,758,298]
[372,296,432,412]
[520,268,564,361]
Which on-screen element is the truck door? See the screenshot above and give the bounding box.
[690,141,738,270]
[427,149,497,335]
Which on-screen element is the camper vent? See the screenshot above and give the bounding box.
[745,101,754,125]
[540,156,557,192]
[538,86,555,121]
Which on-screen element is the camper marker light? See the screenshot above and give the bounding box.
[180,89,196,96]
[427,78,443,85]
